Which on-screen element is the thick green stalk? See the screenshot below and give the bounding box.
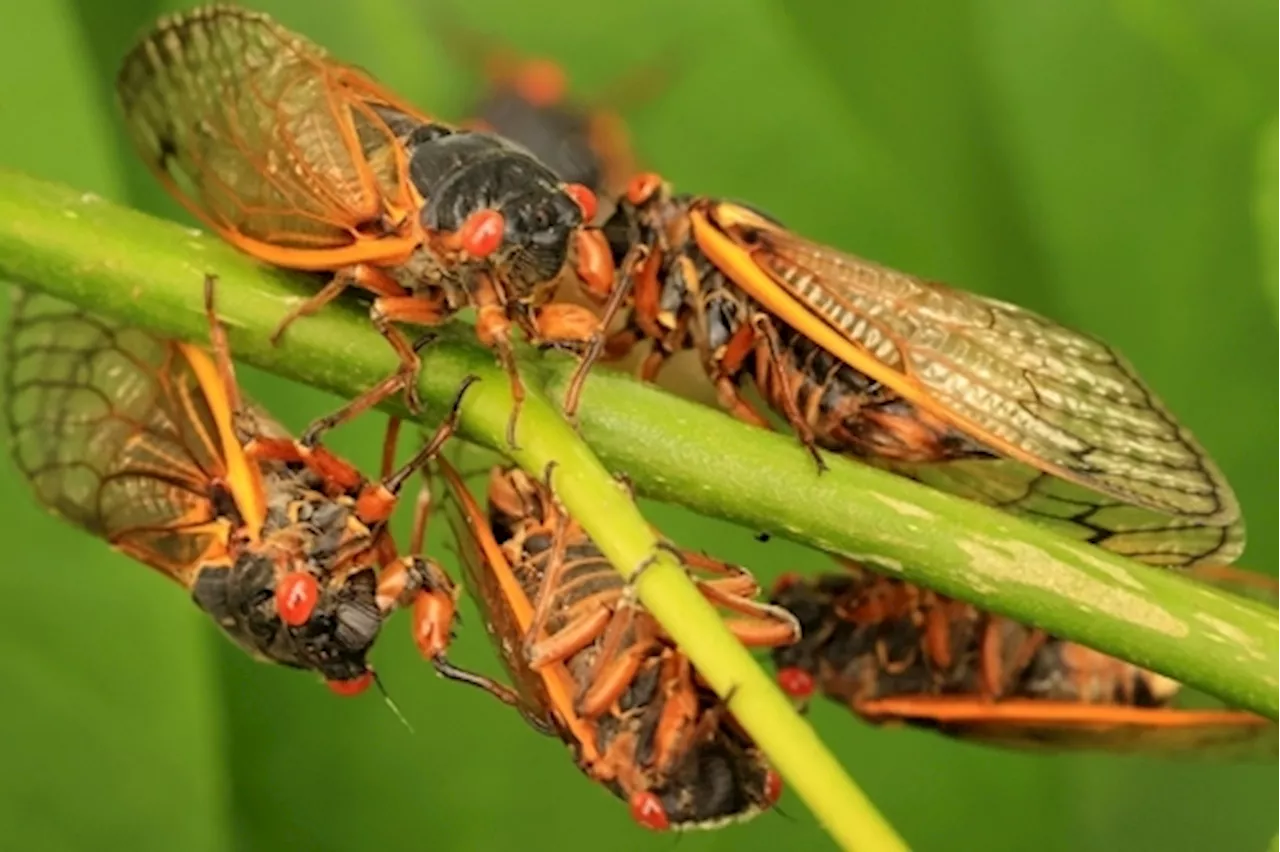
[0,170,1275,722]
[0,170,909,851]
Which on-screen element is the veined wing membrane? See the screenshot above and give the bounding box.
[3,290,240,583]
[435,460,593,743]
[705,205,1242,566]
[116,6,427,263]
[879,456,1244,567]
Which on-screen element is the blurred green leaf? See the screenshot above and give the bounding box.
[1257,118,1278,316]
[0,3,230,852]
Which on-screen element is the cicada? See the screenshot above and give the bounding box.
[432,14,641,203]
[437,459,799,830]
[769,566,1276,755]
[116,5,617,446]
[2,279,471,694]
[598,173,1244,568]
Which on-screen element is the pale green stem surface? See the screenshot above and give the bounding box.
[0,170,912,851]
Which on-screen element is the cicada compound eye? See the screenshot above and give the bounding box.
[459,209,506,258]
[628,791,670,831]
[276,571,319,627]
[326,671,375,697]
[776,666,816,700]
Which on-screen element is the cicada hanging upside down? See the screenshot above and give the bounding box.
[437,460,799,830]
[116,4,619,446]
[2,279,474,694]
[598,173,1244,569]
[768,566,1276,756]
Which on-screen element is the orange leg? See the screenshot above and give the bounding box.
[391,485,522,706]
[690,578,801,647]
[298,292,449,447]
[354,375,477,524]
[473,287,525,450]
[270,263,408,346]
[238,434,366,494]
[574,229,616,299]
[722,614,803,648]
[576,625,659,718]
[710,321,793,435]
[693,573,760,599]
[639,347,670,382]
[380,417,402,480]
[649,653,701,775]
[526,606,613,671]
[520,495,577,663]
[752,313,827,473]
[680,549,761,587]
[558,239,637,426]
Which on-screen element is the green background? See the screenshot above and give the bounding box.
[0,1,1275,850]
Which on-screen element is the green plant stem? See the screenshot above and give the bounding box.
[0,170,909,851]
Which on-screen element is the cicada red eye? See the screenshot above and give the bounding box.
[563,183,598,221]
[625,172,662,206]
[277,571,320,626]
[460,209,506,257]
[628,791,670,831]
[777,666,816,700]
[327,671,375,697]
[763,770,784,805]
[513,58,567,108]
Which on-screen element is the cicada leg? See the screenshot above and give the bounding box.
[471,274,528,450]
[267,271,358,347]
[204,275,366,496]
[353,375,478,524]
[296,289,450,448]
[656,547,800,647]
[709,322,777,431]
[384,484,523,708]
[647,653,703,775]
[575,607,660,718]
[557,239,636,427]
[750,312,827,473]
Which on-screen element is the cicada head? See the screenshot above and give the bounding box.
[191,552,383,693]
[412,130,597,300]
[768,571,868,709]
[625,734,782,832]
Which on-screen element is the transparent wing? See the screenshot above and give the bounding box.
[880,456,1244,567]
[3,290,233,584]
[716,208,1242,566]
[116,6,429,260]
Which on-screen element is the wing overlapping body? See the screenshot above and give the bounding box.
[116,5,429,263]
[709,206,1243,566]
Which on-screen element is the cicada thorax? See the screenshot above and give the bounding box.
[3,282,464,695]
[769,569,1274,755]
[441,462,785,830]
[393,122,591,305]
